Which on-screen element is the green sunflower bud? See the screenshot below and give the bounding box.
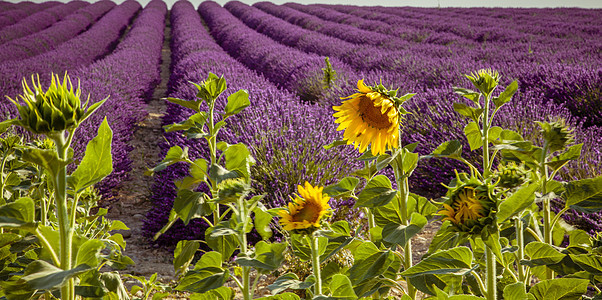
[6,73,95,134]
[437,174,498,235]
[592,232,602,249]
[217,178,249,203]
[465,68,500,96]
[493,162,531,190]
[536,120,574,153]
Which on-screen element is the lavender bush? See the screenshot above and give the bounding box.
[0,0,115,62]
[0,1,59,29]
[0,1,88,44]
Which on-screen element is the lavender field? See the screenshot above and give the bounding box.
[0,0,601,298]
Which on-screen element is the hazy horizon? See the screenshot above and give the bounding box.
[11,0,602,9]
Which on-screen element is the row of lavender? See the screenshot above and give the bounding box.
[249,2,601,127]
[0,1,116,62]
[0,1,59,29]
[202,2,602,234]
[0,0,166,196]
[143,0,360,244]
[0,0,88,45]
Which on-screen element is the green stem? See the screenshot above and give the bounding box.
[482,94,491,177]
[238,197,251,300]
[0,152,9,205]
[551,207,570,231]
[310,233,322,296]
[394,127,416,299]
[540,142,554,280]
[38,167,48,226]
[471,270,487,297]
[515,217,526,283]
[486,245,497,300]
[365,207,375,241]
[52,132,74,300]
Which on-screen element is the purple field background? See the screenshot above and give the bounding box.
[0,0,600,243]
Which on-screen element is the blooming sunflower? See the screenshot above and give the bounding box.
[333,80,401,156]
[278,182,332,232]
[436,175,497,235]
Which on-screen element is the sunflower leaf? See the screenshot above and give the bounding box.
[356,175,397,208]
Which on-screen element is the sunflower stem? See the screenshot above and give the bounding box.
[365,207,375,241]
[51,131,75,300]
[515,217,526,283]
[395,127,416,299]
[310,233,323,296]
[238,195,251,300]
[482,93,491,178]
[486,245,497,300]
[208,100,221,227]
[539,141,554,280]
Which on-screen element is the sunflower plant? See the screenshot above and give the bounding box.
[147,73,288,300]
[318,79,439,299]
[402,69,602,300]
[0,73,132,299]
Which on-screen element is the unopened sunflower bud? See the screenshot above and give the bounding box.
[7,73,88,134]
[465,68,500,96]
[494,162,531,189]
[217,178,249,203]
[537,120,574,153]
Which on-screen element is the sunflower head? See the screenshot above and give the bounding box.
[277,182,332,234]
[536,119,574,153]
[7,73,88,134]
[437,174,497,235]
[465,68,500,96]
[332,79,413,156]
[493,162,531,190]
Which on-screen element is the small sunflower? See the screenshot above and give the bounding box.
[333,80,403,156]
[278,182,332,232]
[437,174,497,235]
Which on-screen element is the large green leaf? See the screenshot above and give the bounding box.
[194,251,222,270]
[291,234,327,261]
[400,247,473,277]
[324,177,360,198]
[145,145,189,176]
[546,144,582,172]
[569,254,602,275]
[497,182,538,222]
[382,212,427,247]
[528,278,588,300]
[425,140,462,159]
[492,80,518,109]
[355,175,397,208]
[503,282,534,300]
[267,273,313,295]
[235,241,286,272]
[257,293,301,300]
[464,121,482,151]
[407,193,439,220]
[453,103,482,121]
[174,240,200,277]
[253,204,273,240]
[373,196,402,226]
[205,226,238,261]
[173,189,215,225]
[0,197,36,229]
[75,239,104,268]
[68,117,113,193]
[563,176,602,213]
[20,147,66,180]
[224,89,250,116]
[224,143,255,182]
[348,242,394,285]
[190,286,234,300]
[522,242,565,267]
[2,260,90,295]
[328,274,357,299]
[176,267,229,294]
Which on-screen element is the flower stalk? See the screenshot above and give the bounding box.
[486,245,496,300]
[310,233,323,296]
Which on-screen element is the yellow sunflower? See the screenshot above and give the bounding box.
[439,187,485,225]
[278,182,332,231]
[333,80,400,156]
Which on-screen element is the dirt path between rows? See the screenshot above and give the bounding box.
[104,13,177,287]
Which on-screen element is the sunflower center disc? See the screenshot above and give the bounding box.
[358,96,393,130]
[292,201,321,223]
